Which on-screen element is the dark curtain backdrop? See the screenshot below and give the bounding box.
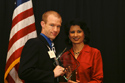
[0,0,125,83]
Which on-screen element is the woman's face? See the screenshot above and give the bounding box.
[69,25,84,44]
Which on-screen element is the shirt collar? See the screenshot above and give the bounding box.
[40,33,52,48]
[70,44,91,54]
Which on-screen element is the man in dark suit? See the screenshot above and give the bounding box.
[18,10,64,83]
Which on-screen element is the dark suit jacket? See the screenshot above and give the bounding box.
[18,35,57,83]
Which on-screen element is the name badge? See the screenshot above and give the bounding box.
[48,50,56,58]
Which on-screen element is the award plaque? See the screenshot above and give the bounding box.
[54,49,80,82]
[59,51,80,81]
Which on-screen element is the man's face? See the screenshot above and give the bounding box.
[41,15,62,41]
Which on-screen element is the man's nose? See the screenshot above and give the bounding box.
[53,27,58,31]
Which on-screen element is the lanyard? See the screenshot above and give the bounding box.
[47,45,59,65]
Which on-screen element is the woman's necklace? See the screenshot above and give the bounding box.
[73,44,84,58]
[73,51,80,55]
[73,50,80,59]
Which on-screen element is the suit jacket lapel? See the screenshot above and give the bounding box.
[38,35,55,63]
[38,35,51,48]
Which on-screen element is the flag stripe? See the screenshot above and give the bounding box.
[5,46,23,72]
[10,15,35,40]
[14,63,20,74]
[7,31,37,61]
[10,67,22,83]
[8,23,36,52]
[7,74,15,83]
[13,0,32,19]
[5,57,20,82]
[12,8,33,28]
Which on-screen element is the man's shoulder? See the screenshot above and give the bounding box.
[27,37,39,42]
[25,36,42,45]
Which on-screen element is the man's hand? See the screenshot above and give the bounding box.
[53,65,65,77]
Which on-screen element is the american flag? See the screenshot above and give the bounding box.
[4,0,37,83]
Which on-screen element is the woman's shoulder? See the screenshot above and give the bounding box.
[84,44,100,53]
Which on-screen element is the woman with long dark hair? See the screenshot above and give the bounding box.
[61,19,103,83]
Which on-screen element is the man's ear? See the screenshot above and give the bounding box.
[41,21,45,28]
